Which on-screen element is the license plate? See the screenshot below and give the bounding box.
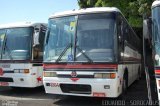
[0,82,9,86]
[93,92,106,97]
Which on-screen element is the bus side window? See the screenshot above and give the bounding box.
[123,24,129,43]
[129,28,134,47]
[33,25,46,60]
[118,16,126,48]
[117,18,123,44]
[117,15,124,61]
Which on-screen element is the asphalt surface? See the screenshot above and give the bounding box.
[0,74,158,106]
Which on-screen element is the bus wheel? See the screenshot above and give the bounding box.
[11,87,22,91]
[122,74,127,93]
[137,67,141,81]
[119,73,128,99]
[121,73,128,98]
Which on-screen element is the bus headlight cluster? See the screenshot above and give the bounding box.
[43,72,57,77]
[94,73,116,79]
[14,69,29,74]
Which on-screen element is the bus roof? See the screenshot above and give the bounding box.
[152,0,160,8]
[49,7,121,18]
[0,22,45,29]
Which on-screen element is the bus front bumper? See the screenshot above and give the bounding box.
[43,77,122,98]
[0,75,42,88]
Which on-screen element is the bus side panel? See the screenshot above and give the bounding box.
[122,45,141,87]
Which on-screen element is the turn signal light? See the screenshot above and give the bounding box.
[94,73,116,79]
[24,69,30,73]
[110,73,116,79]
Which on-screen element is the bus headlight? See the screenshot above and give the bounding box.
[14,69,19,73]
[94,73,116,79]
[43,72,57,77]
[20,69,29,73]
[14,69,29,73]
[94,73,103,78]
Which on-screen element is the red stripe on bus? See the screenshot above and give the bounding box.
[155,70,160,75]
[43,64,117,69]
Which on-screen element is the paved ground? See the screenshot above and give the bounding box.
[0,74,158,106]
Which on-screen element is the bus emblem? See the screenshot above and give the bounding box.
[71,71,77,77]
[0,68,4,76]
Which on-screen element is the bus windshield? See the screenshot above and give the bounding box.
[44,16,76,62]
[44,13,116,62]
[76,13,116,62]
[152,6,160,55]
[1,27,33,60]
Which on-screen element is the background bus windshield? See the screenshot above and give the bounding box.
[152,6,160,65]
[0,27,33,60]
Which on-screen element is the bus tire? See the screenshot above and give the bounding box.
[11,87,22,91]
[119,72,128,99]
[122,72,128,93]
[137,67,141,81]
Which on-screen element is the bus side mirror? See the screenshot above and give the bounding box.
[45,30,50,44]
[119,35,123,44]
[33,30,40,47]
[143,18,152,40]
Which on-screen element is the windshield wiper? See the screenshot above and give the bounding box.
[76,46,93,63]
[55,43,72,63]
[3,36,13,60]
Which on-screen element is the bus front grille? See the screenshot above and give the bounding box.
[60,84,91,94]
[0,77,13,82]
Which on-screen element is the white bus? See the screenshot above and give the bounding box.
[147,0,160,101]
[43,7,141,97]
[152,0,160,102]
[0,22,46,88]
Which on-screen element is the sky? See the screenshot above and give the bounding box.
[0,0,79,24]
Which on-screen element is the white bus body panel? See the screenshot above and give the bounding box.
[50,7,120,18]
[44,69,120,97]
[0,63,43,88]
[43,63,140,97]
[152,0,160,8]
